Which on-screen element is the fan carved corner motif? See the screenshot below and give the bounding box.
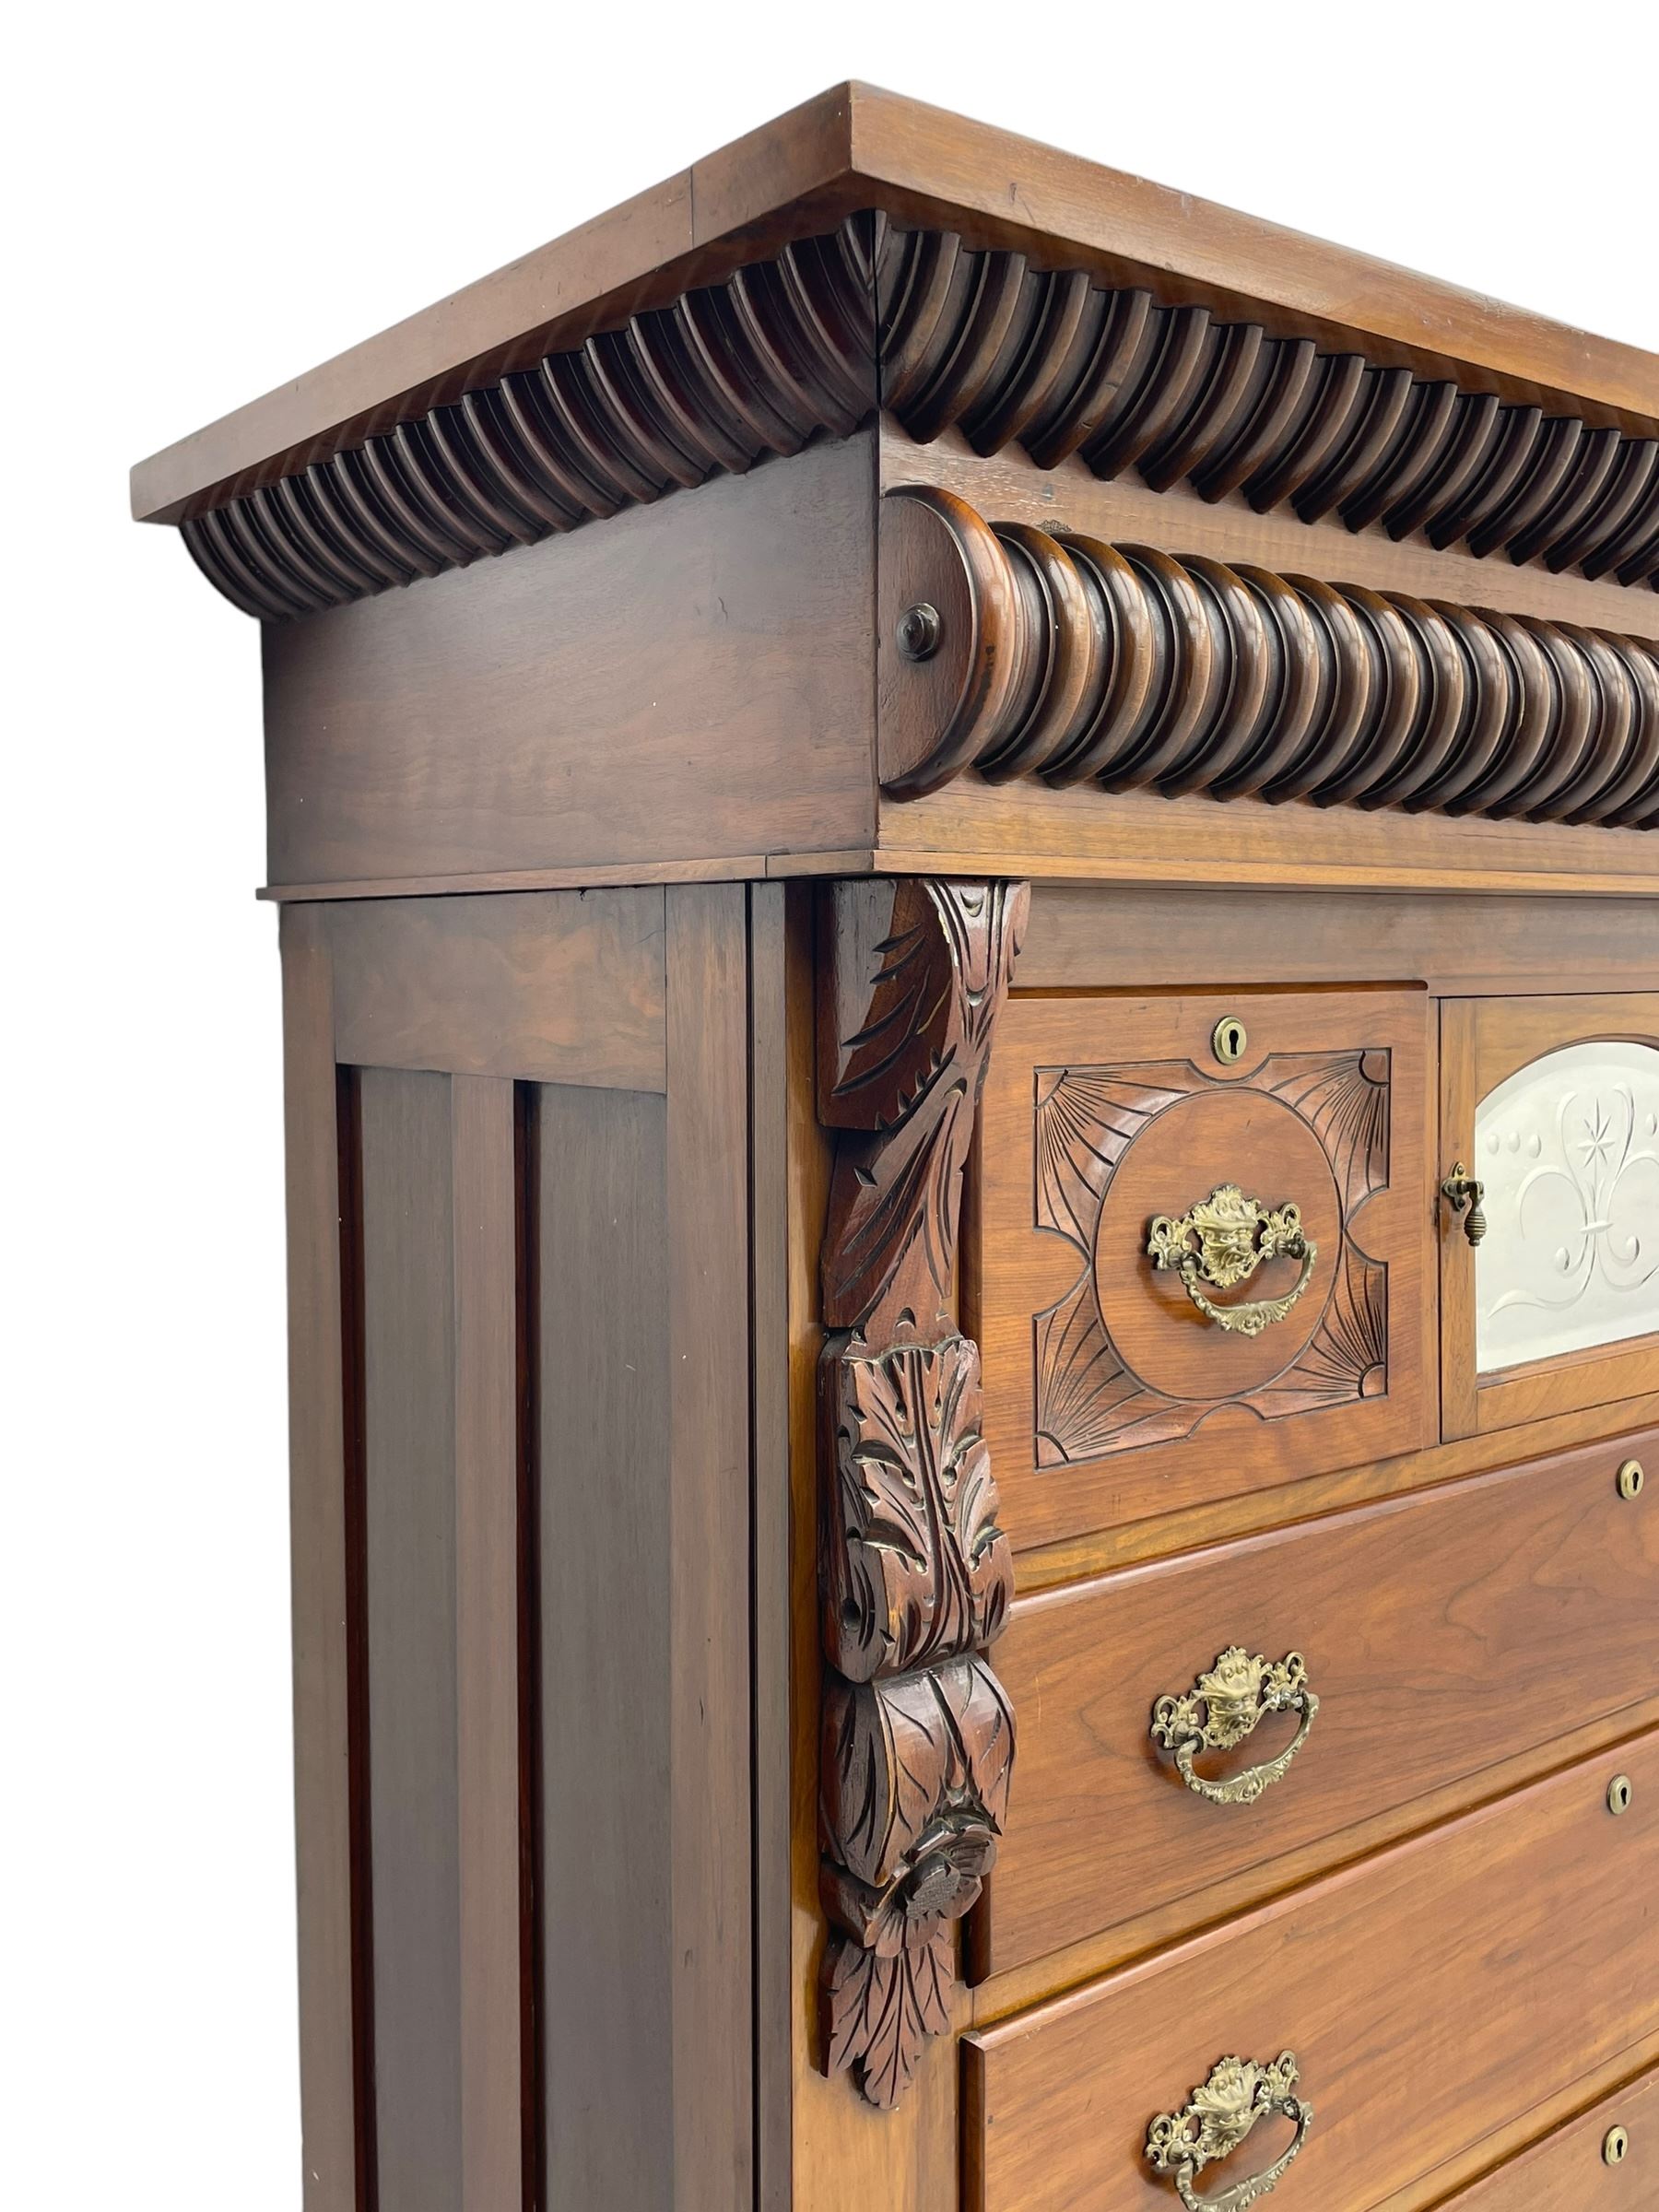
[1033,1049,1393,1468]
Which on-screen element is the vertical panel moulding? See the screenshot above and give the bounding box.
[451,1075,524,2212]
[748,883,794,2212]
[665,883,756,2206]
[359,1069,462,2212]
[276,903,364,2212]
[536,1081,673,2206]
[514,1083,541,2212]
[335,1063,375,2212]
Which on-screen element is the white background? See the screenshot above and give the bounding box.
[5,4,1656,2204]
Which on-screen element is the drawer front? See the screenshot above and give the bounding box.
[979,1428,1658,1976]
[966,1732,1659,2212]
[1449,2067,1656,2208]
[974,988,1434,1556]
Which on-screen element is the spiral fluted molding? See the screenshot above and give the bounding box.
[180,220,1658,618]
[874,228,1659,593]
[182,219,880,618]
[877,487,1659,829]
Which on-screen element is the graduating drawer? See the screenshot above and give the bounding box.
[977,1428,1657,1977]
[972,988,1435,1557]
[965,1731,1659,2212]
[1445,2065,1656,2208]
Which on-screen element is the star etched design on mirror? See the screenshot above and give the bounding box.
[1476,1040,1659,1373]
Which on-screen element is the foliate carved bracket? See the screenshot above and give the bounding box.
[815,877,1028,2108]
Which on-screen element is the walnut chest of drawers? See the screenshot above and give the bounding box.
[135,85,1659,2212]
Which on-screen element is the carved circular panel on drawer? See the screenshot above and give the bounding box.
[1094,1088,1343,1395]
[972,989,1433,1554]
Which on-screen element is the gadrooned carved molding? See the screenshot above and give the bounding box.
[180,220,1657,619]
[878,486,1659,824]
[182,218,879,618]
[877,227,1658,591]
[816,876,1027,2110]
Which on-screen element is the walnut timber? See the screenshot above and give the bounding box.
[815,877,1027,2106]
[878,488,1659,819]
[136,87,1659,2212]
[170,210,1658,619]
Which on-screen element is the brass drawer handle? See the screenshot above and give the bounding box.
[1147,2052,1312,2210]
[1152,1648,1318,1806]
[1147,1184,1317,1337]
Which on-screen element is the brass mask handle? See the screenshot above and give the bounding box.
[1147,1184,1318,1338]
[1146,2052,1312,2211]
[1151,1649,1318,1806]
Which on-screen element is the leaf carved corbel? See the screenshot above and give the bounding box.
[815,875,1028,2108]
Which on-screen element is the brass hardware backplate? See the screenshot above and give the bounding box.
[1605,2124,1630,2164]
[1212,1014,1249,1065]
[1618,1457,1645,1500]
[1152,1648,1319,1806]
[1441,1160,1488,1246]
[1147,1184,1317,1337]
[1608,1772,1633,1816]
[1146,2052,1312,2211]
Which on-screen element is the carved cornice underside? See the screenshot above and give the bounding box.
[879,488,1659,826]
[182,221,1658,618]
[816,877,1027,2108]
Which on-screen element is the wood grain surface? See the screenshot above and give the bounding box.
[973,987,1435,1554]
[966,1726,1659,2212]
[328,890,666,1091]
[1440,2064,1656,2207]
[132,84,1659,524]
[262,436,877,891]
[980,1426,1659,1977]
[277,909,360,2212]
[359,1068,462,2212]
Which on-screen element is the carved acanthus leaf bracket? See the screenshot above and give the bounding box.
[815,876,1028,2108]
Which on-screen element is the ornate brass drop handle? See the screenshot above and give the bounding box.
[1146,2053,1312,2212]
[1152,1648,1318,1806]
[1147,1185,1318,1337]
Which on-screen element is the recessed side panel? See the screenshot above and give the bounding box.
[359,1067,462,2212]
[535,1082,675,2207]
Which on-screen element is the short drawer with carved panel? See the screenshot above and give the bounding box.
[973,987,1436,1555]
[137,88,1659,2212]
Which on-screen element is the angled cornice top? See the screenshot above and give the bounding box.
[135,84,1659,620]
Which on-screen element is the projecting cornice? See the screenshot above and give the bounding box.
[877,488,1659,829]
[176,210,1658,619]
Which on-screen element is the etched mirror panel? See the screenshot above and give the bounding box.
[1476,1040,1659,1373]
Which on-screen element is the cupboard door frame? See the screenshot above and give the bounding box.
[1440,992,1659,1441]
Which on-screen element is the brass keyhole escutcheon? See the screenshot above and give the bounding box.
[1604,2124,1630,2165]
[1618,1458,1645,1500]
[1608,1773,1633,1816]
[1211,1015,1248,1065]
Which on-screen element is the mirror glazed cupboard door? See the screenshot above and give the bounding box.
[1441,994,1659,1440]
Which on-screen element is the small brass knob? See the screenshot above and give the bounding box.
[1607,1773,1633,1817]
[1618,1458,1645,1500]
[1604,2124,1630,2164]
[1441,1162,1487,1246]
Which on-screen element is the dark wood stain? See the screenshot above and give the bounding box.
[359,1068,462,2212]
[536,1080,674,2206]
[262,439,877,893]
